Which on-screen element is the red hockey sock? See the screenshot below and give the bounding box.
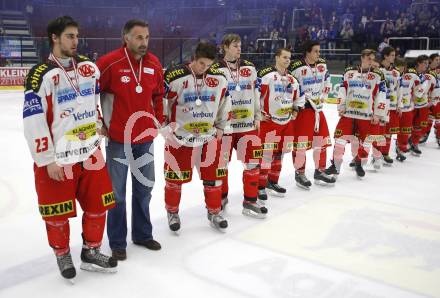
[45,220,70,256]
[82,211,106,248]
[165,182,182,213]
[268,154,282,183]
[203,181,222,214]
[221,174,228,198]
[292,150,306,172]
[314,147,327,171]
[243,167,259,202]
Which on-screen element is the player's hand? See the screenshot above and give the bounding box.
[216,128,224,140]
[371,115,380,124]
[338,108,345,117]
[47,162,65,181]
[261,111,271,121]
[254,119,260,133]
[291,110,298,120]
[97,124,108,137]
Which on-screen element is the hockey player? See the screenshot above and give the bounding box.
[288,40,335,189]
[376,47,401,167]
[211,34,267,218]
[23,16,117,280]
[408,55,436,156]
[420,53,440,145]
[395,56,428,160]
[257,48,302,198]
[163,42,231,232]
[326,49,387,179]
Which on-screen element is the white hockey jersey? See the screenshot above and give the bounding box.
[23,55,102,167]
[398,68,428,112]
[211,59,261,133]
[164,64,230,147]
[338,66,387,120]
[414,71,437,109]
[288,58,331,111]
[257,66,303,125]
[380,65,401,111]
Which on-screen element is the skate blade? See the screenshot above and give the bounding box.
[80,262,117,273]
[331,174,339,181]
[356,175,365,180]
[382,162,393,167]
[267,189,286,197]
[63,278,75,285]
[410,152,421,157]
[295,182,311,190]
[242,208,267,219]
[314,180,335,187]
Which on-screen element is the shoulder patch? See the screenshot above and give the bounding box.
[317,58,326,64]
[344,66,355,74]
[164,64,190,83]
[25,63,55,92]
[373,68,385,81]
[207,67,226,78]
[76,55,90,63]
[241,59,255,67]
[210,61,224,69]
[429,70,437,77]
[288,59,305,72]
[257,66,276,78]
[407,68,417,74]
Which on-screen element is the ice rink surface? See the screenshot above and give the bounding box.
[1,90,439,298]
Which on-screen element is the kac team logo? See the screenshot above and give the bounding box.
[240,68,251,77]
[78,64,95,77]
[205,77,219,87]
[121,76,131,83]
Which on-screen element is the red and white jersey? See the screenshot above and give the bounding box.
[398,68,425,112]
[257,66,302,125]
[288,58,331,111]
[431,68,440,106]
[414,71,437,109]
[380,65,401,111]
[338,66,387,120]
[211,59,261,133]
[164,64,230,147]
[23,55,101,167]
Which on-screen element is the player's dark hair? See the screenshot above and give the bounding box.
[47,16,79,48]
[122,19,149,37]
[302,40,320,55]
[394,57,407,68]
[429,53,439,61]
[194,42,217,60]
[275,47,291,57]
[416,55,429,65]
[382,46,395,58]
[361,48,376,57]
[222,34,241,50]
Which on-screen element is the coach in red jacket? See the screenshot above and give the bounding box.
[97,19,164,261]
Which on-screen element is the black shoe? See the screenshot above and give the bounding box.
[56,252,76,279]
[383,155,393,165]
[266,180,287,197]
[354,161,365,178]
[295,171,312,189]
[133,239,162,251]
[112,249,127,261]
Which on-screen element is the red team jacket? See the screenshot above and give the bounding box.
[96,47,164,144]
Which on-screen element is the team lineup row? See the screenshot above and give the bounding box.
[22,16,440,281]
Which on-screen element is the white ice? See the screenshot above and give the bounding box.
[1,90,440,298]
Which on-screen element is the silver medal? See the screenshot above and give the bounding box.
[235,84,241,91]
[195,98,202,106]
[135,85,143,93]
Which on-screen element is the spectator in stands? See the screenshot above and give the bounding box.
[371,5,381,20]
[395,12,408,36]
[418,5,431,28]
[327,24,337,55]
[0,27,4,37]
[341,8,354,27]
[380,18,395,36]
[340,22,354,49]
[378,37,390,53]
[309,26,318,40]
[329,11,339,29]
[317,25,328,50]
